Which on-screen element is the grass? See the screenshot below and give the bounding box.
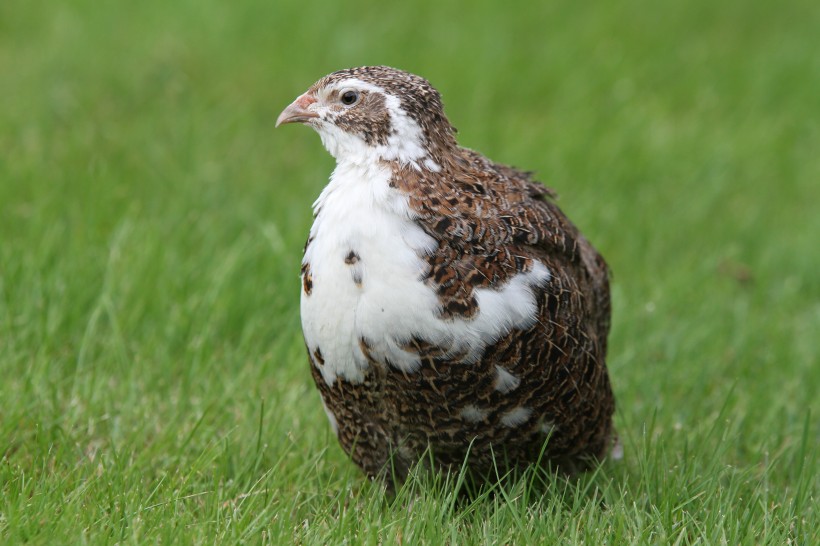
[1,0,818,543]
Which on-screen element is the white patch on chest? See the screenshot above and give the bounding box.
[494,366,521,393]
[301,161,551,386]
[459,404,488,423]
[501,406,532,428]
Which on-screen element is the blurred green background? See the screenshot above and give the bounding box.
[1,0,818,543]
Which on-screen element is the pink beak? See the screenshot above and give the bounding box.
[276,93,319,127]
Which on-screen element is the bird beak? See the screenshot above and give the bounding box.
[276,93,319,127]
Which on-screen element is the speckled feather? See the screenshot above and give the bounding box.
[282,66,616,485]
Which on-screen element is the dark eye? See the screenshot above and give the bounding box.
[340,90,359,106]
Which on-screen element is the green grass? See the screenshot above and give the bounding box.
[1,0,818,543]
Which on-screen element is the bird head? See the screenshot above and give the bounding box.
[277,66,457,169]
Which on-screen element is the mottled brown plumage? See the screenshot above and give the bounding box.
[278,66,617,487]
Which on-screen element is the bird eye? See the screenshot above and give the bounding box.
[340,90,359,106]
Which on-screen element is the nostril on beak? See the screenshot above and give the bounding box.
[295,94,317,109]
[276,93,320,127]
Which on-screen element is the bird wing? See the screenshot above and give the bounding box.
[389,148,615,462]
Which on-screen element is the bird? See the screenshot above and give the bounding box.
[276,66,617,487]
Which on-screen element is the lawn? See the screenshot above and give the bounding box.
[1,0,818,543]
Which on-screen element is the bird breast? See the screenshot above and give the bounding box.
[300,160,551,387]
